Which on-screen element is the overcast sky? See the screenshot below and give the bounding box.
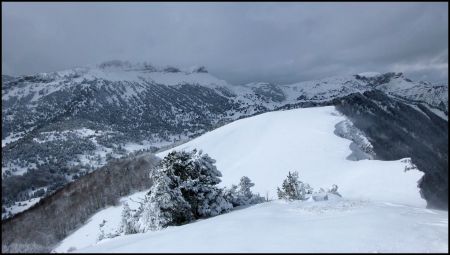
[2,2,448,84]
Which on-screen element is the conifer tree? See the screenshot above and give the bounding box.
[277,171,308,200]
[133,149,232,232]
[239,176,255,199]
[120,202,137,234]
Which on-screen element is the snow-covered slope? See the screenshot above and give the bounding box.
[279,72,448,111]
[75,199,448,253]
[158,106,425,206]
[54,106,436,253]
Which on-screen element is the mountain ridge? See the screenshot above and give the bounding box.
[2,62,448,219]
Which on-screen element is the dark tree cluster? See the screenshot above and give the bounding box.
[1,153,160,253]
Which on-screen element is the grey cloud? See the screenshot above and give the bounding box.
[2,2,448,84]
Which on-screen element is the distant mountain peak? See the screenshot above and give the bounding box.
[357,72,382,78]
[96,60,209,75]
[97,60,157,72]
[188,65,208,74]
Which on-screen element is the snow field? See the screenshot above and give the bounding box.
[76,199,448,253]
[54,106,440,253]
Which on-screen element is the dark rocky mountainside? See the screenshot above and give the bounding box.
[334,90,448,209]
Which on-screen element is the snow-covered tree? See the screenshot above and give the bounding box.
[197,187,232,217]
[97,219,120,241]
[223,184,240,206]
[132,149,232,232]
[277,171,310,201]
[239,176,254,199]
[177,149,232,218]
[120,202,137,234]
[238,176,265,205]
[97,220,106,241]
[137,169,193,231]
[224,176,264,206]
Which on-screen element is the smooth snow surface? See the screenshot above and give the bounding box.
[55,106,435,253]
[76,200,448,253]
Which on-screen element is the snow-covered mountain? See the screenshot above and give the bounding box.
[52,106,447,253]
[2,61,448,219]
[158,107,423,205]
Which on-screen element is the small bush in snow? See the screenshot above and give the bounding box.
[303,183,314,195]
[224,176,264,206]
[311,184,342,201]
[277,171,312,201]
[239,176,254,199]
[223,184,239,206]
[327,184,342,197]
[98,219,120,241]
[120,202,139,234]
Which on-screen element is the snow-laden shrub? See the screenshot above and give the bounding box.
[239,176,254,199]
[120,203,133,234]
[224,176,264,206]
[137,177,193,232]
[176,149,232,218]
[276,171,342,202]
[98,219,120,241]
[197,187,232,217]
[120,202,141,234]
[277,171,312,201]
[223,185,239,206]
[126,149,233,232]
[327,184,342,197]
[311,184,342,201]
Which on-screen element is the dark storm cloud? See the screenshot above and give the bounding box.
[2,2,448,84]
